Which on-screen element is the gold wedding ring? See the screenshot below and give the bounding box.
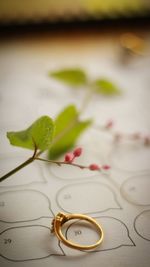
[51,212,104,250]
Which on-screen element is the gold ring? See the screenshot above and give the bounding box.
[51,212,104,250]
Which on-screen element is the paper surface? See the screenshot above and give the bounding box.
[0,32,150,267]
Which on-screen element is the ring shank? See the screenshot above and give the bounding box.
[53,213,104,250]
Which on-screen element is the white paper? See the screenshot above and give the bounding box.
[0,34,150,267]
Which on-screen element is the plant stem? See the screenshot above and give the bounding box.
[35,157,87,169]
[0,157,34,183]
[80,82,94,114]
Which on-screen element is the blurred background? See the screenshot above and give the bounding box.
[0,0,150,139]
[0,0,150,24]
[0,0,150,32]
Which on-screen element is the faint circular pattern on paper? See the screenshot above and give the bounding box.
[56,182,121,214]
[134,210,150,241]
[120,174,150,206]
[110,143,150,172]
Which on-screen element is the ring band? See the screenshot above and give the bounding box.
[51,212,104,250]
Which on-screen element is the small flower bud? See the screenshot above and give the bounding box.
[102,165,111,170]
[144,136,150,146]
[73,147,82,157]
[89,164,100,171]
[105,120,114,129]
[64,153,74,162]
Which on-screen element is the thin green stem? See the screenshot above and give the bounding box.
[0,146,38,183]
[0,157,34,183]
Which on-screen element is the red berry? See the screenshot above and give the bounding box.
[102,165,110,170]
[73,147,82,157]
[89,164,100,171]
[64,153,74,162]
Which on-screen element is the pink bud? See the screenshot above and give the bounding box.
[144,136,150,146]
[105,120,114,129]
[73,147,82,157]
[89,164,100,171]
[102,165,111,170]
[64,153,74,162]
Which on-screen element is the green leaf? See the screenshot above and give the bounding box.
[49,68,87,86]
[7,116,54,151]
[49,105,91,159]
[93,79,121,95]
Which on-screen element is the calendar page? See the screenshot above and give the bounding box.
[0,32,150,267]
